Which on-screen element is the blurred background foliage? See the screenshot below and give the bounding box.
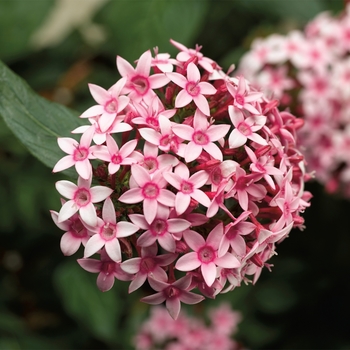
[0,0,349,349]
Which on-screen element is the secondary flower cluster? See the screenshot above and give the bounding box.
[134,303,242,350]
[51,39,311,319]
[239,6,350,196]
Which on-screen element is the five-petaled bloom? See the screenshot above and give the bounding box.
[51,39,312,319]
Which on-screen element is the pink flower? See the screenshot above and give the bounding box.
[55,176,113,226]
[167,62,217,115]
[83,197,139,262]
[117,50,170,103]
[172,109,230,162]
[227,76,263,114]
[175,224,240,287]
[140,274,205,320]
[129,205,191,253]
[52,126,95,180]
[50,209,91,256]
[163,162,210,215]
[120,244,177,293]
[92,134,138,174]
[80,79,130,132]
[119,164,176,224]
[78,249,133,292]
[228,105,267,148]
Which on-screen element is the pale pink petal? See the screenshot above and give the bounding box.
[131,164,151,187]
[193,94,210,115]
[77,258,101,273]
[166,72,187,88]
[50,210,70,231]
[218,237,230,257]
[180,290,205,304]
[135,50,151,76]
[128,214,149,230]
[175,252,201,271]
[116,95,130,112]
[88,84,109,105]
[183,230,205,250]
[79,203,98,227]
[84,234,105,258]
[191,189,210,207]
[175,192,191,215]
[203,142,223,161]
[55,180,77,199]
[139,128,161,145]
[229,129,247,148]
[119,139,138,157]
[207,223,223,248]
[117,55,136,78]
[215,253,240,269]
[110,77,127,96]
[158,189,176,207]
[228,106,244,127]
[187,62,200,82]
[75,159,92,180]
[116,221,138,238]
[201,262,217,286]
[163,172,181,190]
[197,81,217,95]
[120,257,141,274]
[237,190,249,211]
[129,273,148,293]
[102,197,116,224]
[190,170,209,188]
[57,137,78,154]
[244,103,260,115]
[171,124,193,141]
[98,112,115,132]
[58,200,78,223]
[53,156,75,173]
[166,297,181,320]
[96,272,115,292]
[108,163,121,175]
[105,239,122,262]
[167,218,191,233]
[185,142,202,162]
[60,232,81,256]
[248,133,268,145]
[90,186,114,203]
[149,73,170,89]
[80,105,104,118]
[119,188,144,204]
[137,231,156,247]
[143,198,158,224]
[140,292,165,305]
[206,124,231,141]
[175,89,193,108]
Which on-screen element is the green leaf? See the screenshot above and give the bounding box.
[0,0,55,62]
[96,0,210,61]
[0,60,84,177]
[54,260,121,345]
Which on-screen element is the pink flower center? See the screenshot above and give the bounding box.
[131,75,149,95]
[237,122,252,136]
[197,245,216,264]
[105,98,118,113]
[235,94,245,107]
[255,163,266,173]
[141,157,158,173]
[101,261,116,275]
[73,146,89,161]
[70,218,87,238]
[192,130,209,145]
[160,134,171,147]
[225,227,238,240]
[235,176,249,191]
[180,180,193,194]
[111,153,122,164]
[150,219,168,236]
[140,257,156,273]
[142,182,159,199]
[74,188,91,207]
[186,81,200,96]
[164,286,180,299]
[100,222,117,240]
[211,168,223,185]
[146,117,159,128]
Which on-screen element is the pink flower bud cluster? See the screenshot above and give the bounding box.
[134,303,242,350]
[239,6,350,196]
[51,39,311,319]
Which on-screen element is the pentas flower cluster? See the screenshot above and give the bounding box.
[51,39,311,319]
[239,5,350,197]
[134,303,242,350]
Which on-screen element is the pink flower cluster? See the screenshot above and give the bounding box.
[134,303,242,350]
[51,39,311,319]
[239,6,350,196]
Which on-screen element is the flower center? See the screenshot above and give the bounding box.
[235,94,245,107]
[101,222,117,240]
[164,286,180,299]
[211,168,223,185]
[70,218,87,238]
[186,81,200,96]
[140,257,156,273]
[131,75,149,95]
[142,182,159,199]
[74,188,91,207]
[105,98,118,113]
[146,117,159,128]
[111,153,123,164]
[73,146,89,161]
[180,180,193,194]
[101,261,116,275]
[197,245,216,264]
[237,122,252,136]
[141,157,158,173]
[150,219,168,236]
[192,130,209,145]
[159,134,171,147]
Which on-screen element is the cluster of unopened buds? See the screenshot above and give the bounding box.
[239,5,350,197]
[50,39,311,319]
[134,303,242,350]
